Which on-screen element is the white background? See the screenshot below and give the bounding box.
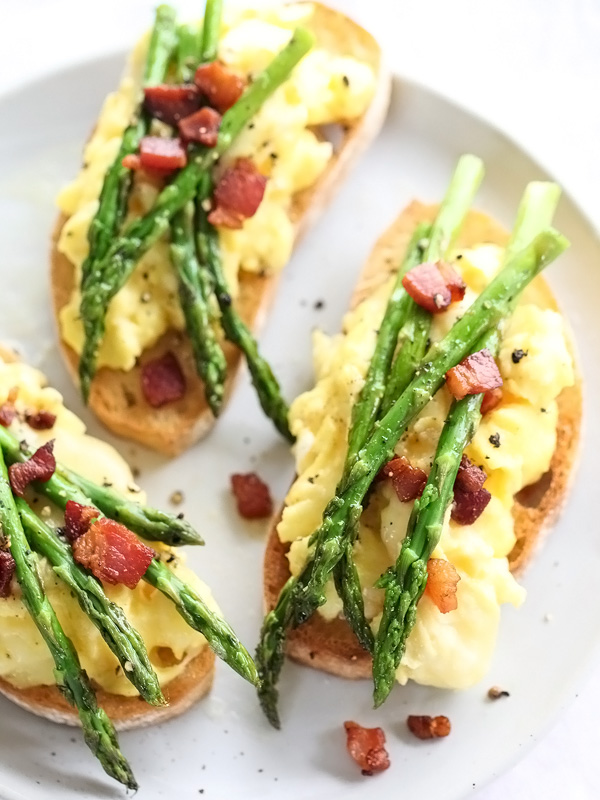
[0,0,599,797]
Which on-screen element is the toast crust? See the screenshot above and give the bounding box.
[0,647,215,731]
[50,2,392,456]
[263,200,582,680]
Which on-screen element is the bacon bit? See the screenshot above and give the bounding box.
[231,473,273,519]
[25,410,57,430]
[178,106,222,147]
[481,386,503,415]
[452,486,491,525]
[194,61,246,112]
[402,261,465,313]
[143,84,201,125]
[0,550,15,598]
[64,500,99,544]
[344,721,390,776]
[208,158,267,229]
[9,441,56,497]
[425,558,460,613]
[122,153,141,170]
[0,403,16,427]
[380,456,427,502]
[141,352,186,408]
[407,714,451,740]
[72,518,155,589]
[139,136,187,172]
[445,349,503,401]
[454,454,486,493]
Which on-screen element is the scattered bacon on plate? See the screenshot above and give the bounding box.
[231,473,273,519]
[208,158,267,229]
[407,714,451,740]
[144,84,201,125]
[425,558,460,613]
[454,454,486,493]
[380,455,427,502]
[0,403,16,427]
[9,441,56,497]
[138,136,187,172]
[344,721,390,776]
[179,106,222,147]
[402,261,465,313]
[0,550,15,598]
[452,486,491,525]
[63,500,99,544]
[194,61,246,112]
[25,410,57,430]
[445,348,503,401]
[481,386,503,415]
[141,352,186,408]
[72,518,155,589]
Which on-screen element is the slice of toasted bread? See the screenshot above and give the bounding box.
[50,3,392,457]
[0,647,215,731]
[263,200,582,680]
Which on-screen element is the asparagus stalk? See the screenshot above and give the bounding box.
[176,21,202,82]
[144,559,259,685]
[257,229,568,726]
[380,155,485,415]
[79,28,315,400]
[0,425,202,546]
[17,499,164,705]
[333,222,431,652]
[372,180,562,705]
[196,187,293,441]
[0,453,136,788]
[200,0,223,62]
[81,5,178,290]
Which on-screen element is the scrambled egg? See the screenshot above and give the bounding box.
[0,357,216,695]
[57,3,376,371]
[280,244,575,689]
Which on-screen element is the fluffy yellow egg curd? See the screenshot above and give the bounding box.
[278,244,575,690]
[0,357,216,696]
[57,2,377,372]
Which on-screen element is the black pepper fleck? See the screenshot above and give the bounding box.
[489,433,501,448]
[342,74,350,87]
[511,348,528,364]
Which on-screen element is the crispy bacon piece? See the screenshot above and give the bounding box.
[0,550,15,598]
[141,352,186,408]
[122,153,141,170]
[178,106,222,147]
[208,158,267,229]
[445,349,503,401]
[0,403,16,427]
[231,473,273,519]
[380,456,427,502]
[144,84,201,125]
[194,61,246,112]
[407,714,451,740]
[25,410,57,430]
[72,518,155,589]
[425,558,460,613]
[402,261,465,313]
[452,486,491,525]
[64,500,99,544]
[137,137,187,173]
[9,441,56,497]
[344,721,390,776]
[481,386,503,415]
[454,454,486,493]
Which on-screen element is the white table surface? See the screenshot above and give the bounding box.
[0,0,598,797]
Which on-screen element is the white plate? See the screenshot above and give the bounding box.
[0,51,597,800]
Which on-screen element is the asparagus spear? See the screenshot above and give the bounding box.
[79,28,315,400]
[333,222,431,652]
[17,499,164,705]
[380,155,485,415]
[331,156,483,648]
[0,425,202,546]
[372,181,562,705]
[80,5,178,290]
[0,452,136,788]
[176,21,202,82]
[200,0,223,62]
[257,229,568,726]
[196,188,293,441]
